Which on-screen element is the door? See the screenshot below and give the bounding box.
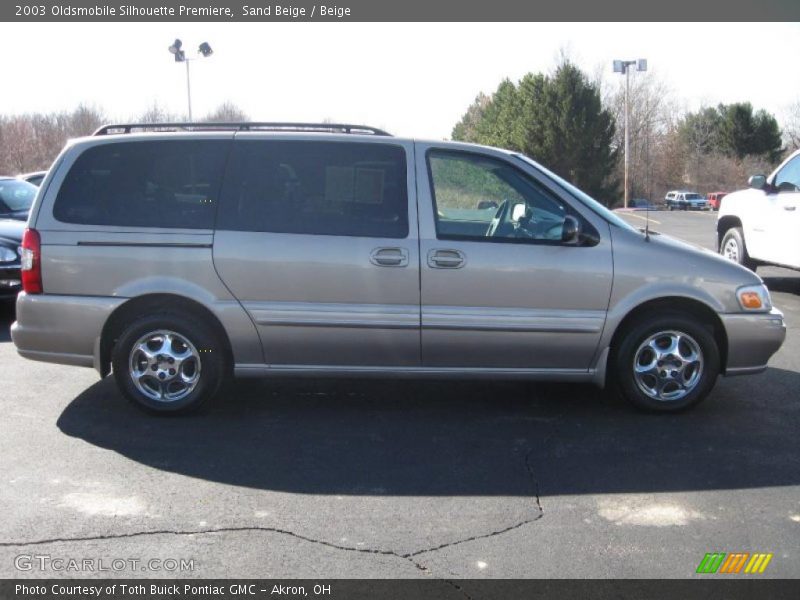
[416,145,613,370]
[213,137,420,367]
[765,155,800,268]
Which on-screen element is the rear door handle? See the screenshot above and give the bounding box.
[428,249,466,269]
[370,247,409,267]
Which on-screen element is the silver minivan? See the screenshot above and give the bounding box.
[11,123,786,414]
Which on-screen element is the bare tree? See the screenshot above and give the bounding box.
[784,100,800,153]
[603,72,678,202]
[201,101,249,123]
[68,103,106,137]
[0,116,37,173]
[0,105,106,174]
[136,100,182,124]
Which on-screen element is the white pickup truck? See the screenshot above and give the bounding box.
[717,148,800,271]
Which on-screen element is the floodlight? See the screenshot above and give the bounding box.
[168,39,182,54]
[637,59,648,72]
[198,42,213,57]
[613,60,624,73]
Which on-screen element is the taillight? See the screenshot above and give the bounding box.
[21,228,42,294]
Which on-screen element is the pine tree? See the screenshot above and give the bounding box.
[452,62,619,204]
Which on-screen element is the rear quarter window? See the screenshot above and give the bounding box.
[217,140,409,239]
[53,140,229,229]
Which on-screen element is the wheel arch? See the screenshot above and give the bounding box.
[99,293,234,378]
[717,215,742,250]
[606,296,728,380]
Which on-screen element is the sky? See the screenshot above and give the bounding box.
[0,22,798,140]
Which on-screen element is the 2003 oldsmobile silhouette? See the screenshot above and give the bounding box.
[11,122,786,414]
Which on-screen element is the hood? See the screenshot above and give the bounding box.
[0,218,25,245]
[623,226,762,286]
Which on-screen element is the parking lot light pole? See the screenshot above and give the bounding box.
[168,39,213,121]
[613,58,647,209]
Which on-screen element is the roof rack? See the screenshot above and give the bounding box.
[93,122,392,136]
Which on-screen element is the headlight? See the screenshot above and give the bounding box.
[736,284,772,312]
[0,246,18,263]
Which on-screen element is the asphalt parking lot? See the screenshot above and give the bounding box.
[0,209,798,584]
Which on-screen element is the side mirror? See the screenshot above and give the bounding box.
[510,203,527,222]
[748,174,767,190]
[477,200,498,211]
[561,215,581,243]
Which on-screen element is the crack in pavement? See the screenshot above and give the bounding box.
[0,413,563,600]
[0,527,471,598]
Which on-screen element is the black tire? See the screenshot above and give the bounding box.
[612,311,720,412]
[111,312,226,414]
[720,226,757,271]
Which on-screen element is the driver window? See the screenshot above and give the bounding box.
[774,156,800,193]
[428,150,568,243]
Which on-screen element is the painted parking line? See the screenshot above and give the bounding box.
[618,212,661,225]
[683,210,717,217]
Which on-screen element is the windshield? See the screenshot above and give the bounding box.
[0,180,37,212]
[512,154,638,233]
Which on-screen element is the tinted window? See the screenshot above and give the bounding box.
[217,141,408,238]
[775,155,800,192]
[428,150,587,244]
[54,140,228,229]
[0,180,37,212]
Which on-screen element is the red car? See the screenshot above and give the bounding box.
[707,192,728,211]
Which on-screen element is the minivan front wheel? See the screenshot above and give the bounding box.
[112,313,224,414]
[613,312,720,412]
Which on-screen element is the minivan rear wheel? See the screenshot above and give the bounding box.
[111,313,225,414]
[613,312,720,412]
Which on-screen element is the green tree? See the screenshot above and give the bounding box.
[451,92,490,143]
[452,62,618,204]
[680,103,783,164]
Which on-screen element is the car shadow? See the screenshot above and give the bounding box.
[56,367,800,497]
[763,275,800,296]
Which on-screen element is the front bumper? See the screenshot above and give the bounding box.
[0,265,21,298]
[720,307,786,375]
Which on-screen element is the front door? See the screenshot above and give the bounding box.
[416,145,613,370]
[765,154,800,269]
[213,136,420,367]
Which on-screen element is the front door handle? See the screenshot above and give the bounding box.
[370,247,409,267]
[784,205,796,211]
[428,249,466,269]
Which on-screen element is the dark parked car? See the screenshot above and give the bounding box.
[18,171,47,187]
[0,218,23,301]
[0,177,38,220]
[629,198,659,210]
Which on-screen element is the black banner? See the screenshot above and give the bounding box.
[3,0,800,22]
[3,580,800,600]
